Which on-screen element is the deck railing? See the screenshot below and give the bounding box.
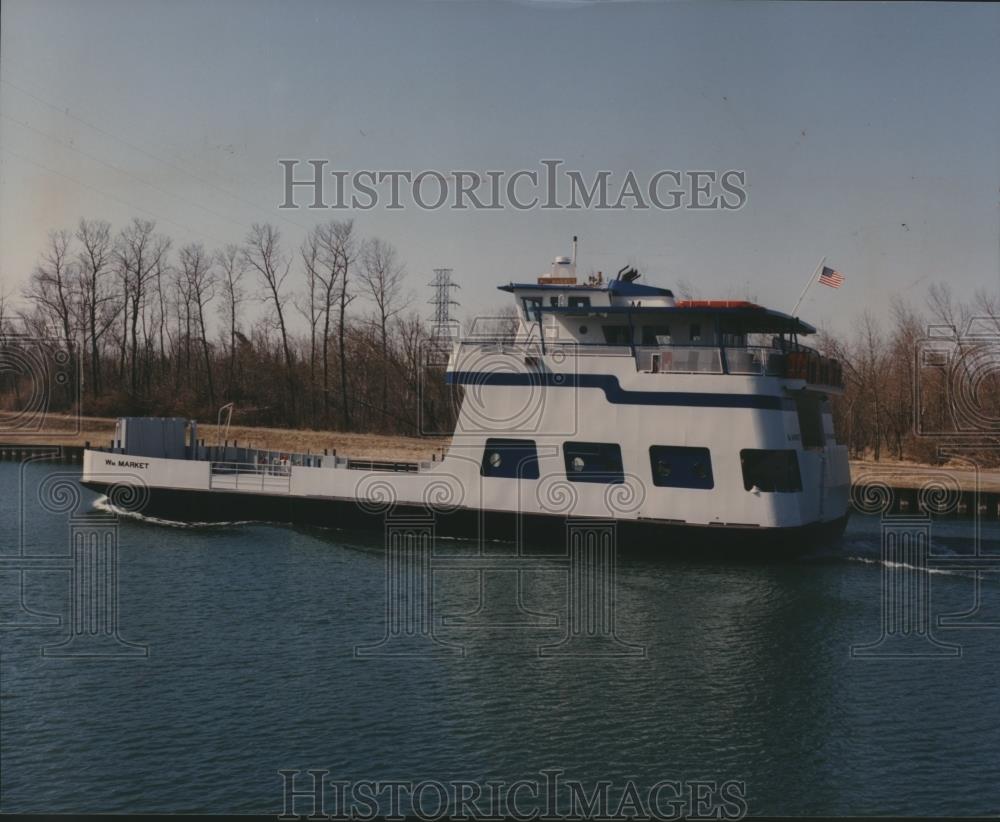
[209,461,292,493]
[455,340,633,358]
[451,338,844,387]
[202,445,325,468]
[634,346,724,374]
[723,346,787,376]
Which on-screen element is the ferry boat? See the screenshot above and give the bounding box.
[80,251,851,556]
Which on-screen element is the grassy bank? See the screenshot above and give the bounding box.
[0,413,448,462]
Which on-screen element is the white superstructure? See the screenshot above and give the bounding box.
[81,254,851,553]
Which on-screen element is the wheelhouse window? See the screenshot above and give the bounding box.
[690,323,702,343]
[641,325,672,346]
[740,449,802,492]
[649,446,714,489]
[481,438,540,479]
[522,298,542,320]
[563,442,624,484]
[568,296,591,309]
[602,325,632,346]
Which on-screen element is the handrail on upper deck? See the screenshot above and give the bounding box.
[451,338,844,388]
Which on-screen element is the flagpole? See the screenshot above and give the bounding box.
[790,256,826,317]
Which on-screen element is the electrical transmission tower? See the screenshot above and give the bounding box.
[428,268,460,343]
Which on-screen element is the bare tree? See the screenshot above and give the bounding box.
[298,230,324,421]
[926,282,964,331]
[674,278,700,300]
[854,310,889,460]
[75,219,118,396]
[115,218,170,394]
[174,259,194,386]
[179,243,217,407]
[152,244,171,373]
[0,284,25,408]
[361,237,409,421]
[24,230,79,372]
[316,219,358,427]
[243,223,296,421]
[216,243,248,397]
[884,298,922,458]
[0,285,12,341]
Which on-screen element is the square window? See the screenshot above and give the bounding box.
[481,438,539,479]
[601,326,632,346]
[642,325,671,346]
[649,446,714,489]
[563,442,624,484]
[740,449,802,492]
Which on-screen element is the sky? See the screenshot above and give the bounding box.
[1,0,998,337]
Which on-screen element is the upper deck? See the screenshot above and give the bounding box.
[474,259,842,391]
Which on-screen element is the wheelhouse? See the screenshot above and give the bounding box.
[498,263,843,389]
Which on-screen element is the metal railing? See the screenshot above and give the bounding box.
[209,461,292,493]
[635,346,724,374]
[724,346,787,376]
[450,337,842,386]
[203,445,325,468]
[453,340,633,358]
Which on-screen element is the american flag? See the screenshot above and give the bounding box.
[819,266,845,288]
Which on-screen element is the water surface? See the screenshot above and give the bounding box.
[1,461,998,815]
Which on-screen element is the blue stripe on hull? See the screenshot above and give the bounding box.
[445,371,794,410]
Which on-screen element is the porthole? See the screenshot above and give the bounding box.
[571,456,586,473]
[579,325,588,335]
[488,452,502,469]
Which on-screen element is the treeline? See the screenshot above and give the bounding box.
[819,284,1000,464]
[4,216,999,465]
[0,217,456,435]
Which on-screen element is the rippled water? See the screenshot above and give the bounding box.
[2,461,1000,815]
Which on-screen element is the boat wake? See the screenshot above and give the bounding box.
[798,531,997,581]
[844,554,967,577]
[93,495,261,529]
[837,535,999,580]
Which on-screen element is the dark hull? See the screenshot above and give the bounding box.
[80,480,848,559]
